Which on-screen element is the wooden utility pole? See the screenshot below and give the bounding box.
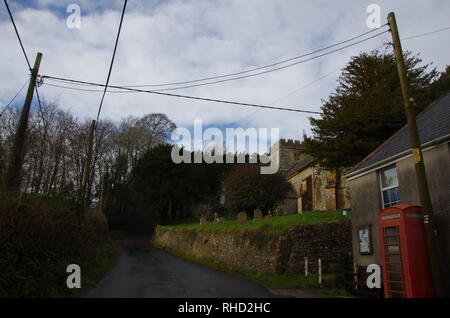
[79,120,96,215]
[388,12,445,297]
[5,52,42,193]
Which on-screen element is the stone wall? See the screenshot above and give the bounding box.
[154,219,352,274]
[285,220,352,274]
[269,139,304,173]
[287,166,351,213]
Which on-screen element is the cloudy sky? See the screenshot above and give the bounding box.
[1,0,449,146]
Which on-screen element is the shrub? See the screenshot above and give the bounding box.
[0,194,108,297]
[223,164,293,215]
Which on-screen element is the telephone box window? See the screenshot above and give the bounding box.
[382,226,406,297]
[380,166,400,208]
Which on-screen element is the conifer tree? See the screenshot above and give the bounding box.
[303,50,439,169]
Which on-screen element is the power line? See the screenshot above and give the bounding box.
[44,28,389,93]
[224,70,404,126]
[40,23,448,95]
[43,24,448,96]
[3,0,31,70]
[121,24,388,88]
[402,26,450,41]
[225,67,343,126]
[39,37,385,120]
[4,0,47,127]
[34,86,48,133]
[0,78,29,117]
[140,30,389,92]
[36,24,448,119]
[41,81,133,93]
[40,70,403,127]
[371,25,450,52]
[95,0,128,124]
[226,33,410,126]
[221,31,432,127]
[40,75,323,115]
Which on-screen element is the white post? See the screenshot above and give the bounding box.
[353,261,358,290]
[318,258,322,287]
[304,256,308,277]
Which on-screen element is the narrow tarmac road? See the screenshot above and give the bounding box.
[85,238,275,298]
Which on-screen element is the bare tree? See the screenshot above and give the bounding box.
[0,99,176,212]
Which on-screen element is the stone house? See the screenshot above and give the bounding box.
[270,139,350,214]
[346,92,450,294]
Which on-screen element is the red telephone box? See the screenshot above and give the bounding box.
[378,204,434,298]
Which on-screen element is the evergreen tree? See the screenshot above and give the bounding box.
[129,144,229,224]
[428,65,450,100]
[303,50,439,169]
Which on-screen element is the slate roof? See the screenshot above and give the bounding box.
[351,92,450,173]
[284,155,315,178]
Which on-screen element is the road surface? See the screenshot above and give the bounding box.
[85,238,275,298]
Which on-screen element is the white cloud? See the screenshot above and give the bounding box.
[1,0,449,142]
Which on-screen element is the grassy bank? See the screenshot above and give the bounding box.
[160,210,350,234]
[153,242,350,297]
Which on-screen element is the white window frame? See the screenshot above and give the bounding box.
[379,165,400,208]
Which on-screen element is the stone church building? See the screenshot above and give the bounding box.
[270,139,350,213]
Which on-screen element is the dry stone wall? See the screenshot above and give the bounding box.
[154,219,351,274]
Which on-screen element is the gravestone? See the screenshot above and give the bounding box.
[214,212,219,223]
[253,209,263,222]
[200,217,207,225]
[275,207,284,216]
[237,211,247,224]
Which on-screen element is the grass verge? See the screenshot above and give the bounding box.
[70,237,118,297]
[159,210,350,235]
[82,239,117,287]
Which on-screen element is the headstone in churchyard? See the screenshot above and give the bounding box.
[200,217,207,225]
[275,206,284,216]
[253,209,263,222]
[237,211,247,224]
[214,212,219,222]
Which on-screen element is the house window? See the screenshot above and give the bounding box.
[380,166,400,208]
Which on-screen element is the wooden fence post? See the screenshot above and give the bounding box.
[318,258,322,287]
[354,261,359,290]
[304,256,308,277]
